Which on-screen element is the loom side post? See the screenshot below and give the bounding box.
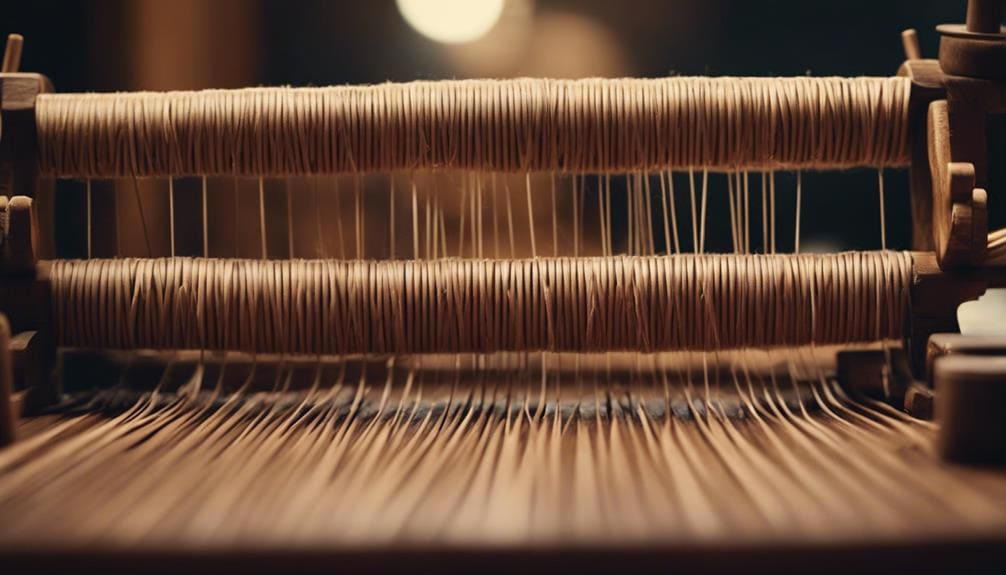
[901,0,1005,265]
[900,58,944,253]
[0,196,58,417]
[900,3,1006,432]
[909,68,1001,269]
[910,250,1006,463]
[0,64,50,200]
[0,36,58,422]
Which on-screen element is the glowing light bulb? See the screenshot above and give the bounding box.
[396,0,505,44]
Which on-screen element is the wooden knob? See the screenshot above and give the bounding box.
[0,34,22,74]
[966,0,1005,34]
[935,354,1006,464]
[901,29,922,60]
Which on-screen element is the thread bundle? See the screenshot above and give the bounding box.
[36,76,911,178]
[1,355,1003,549]
[49,252,912,354]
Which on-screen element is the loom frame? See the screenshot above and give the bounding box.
[0,1,1005,450]
[1,3,1006,572]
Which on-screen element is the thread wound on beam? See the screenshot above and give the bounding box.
[36,77,911,178]
[49,252,913,354]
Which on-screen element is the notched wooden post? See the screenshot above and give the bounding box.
[0,36,58,420]
[0,196,58,416]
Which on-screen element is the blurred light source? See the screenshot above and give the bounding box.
[397,0,505,44]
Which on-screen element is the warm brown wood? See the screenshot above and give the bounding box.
[972,187,989,263]
[0,278,56,412]
[938,23,1006,79]
[901,60,946,251]
[935,353,1006,464]
[908,251,997,314]
[901,57,1006,256]
[966,0,1005,34]
[908,251,989,375]
[902,29,922,60]
[901,5,1006,260]
[0,195,6,242]
[0,44,57,417]
[836,347,911,402]
[0,314,15,446]
[0,65,54,259]
[0,34,23,74]
[0,73,51,203]
[9,330,44,402]
[0,195,56,411]
[2,196,37,272]
[0,74,50,112]
[927,333,1006,383]
[927,101,988,268]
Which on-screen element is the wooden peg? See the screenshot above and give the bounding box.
[3,195,37,273]
[966,0,1005,34]
[0,314,15,447]
[935,354,1006,465]
[1,34,22,74]
[902,29,922,60]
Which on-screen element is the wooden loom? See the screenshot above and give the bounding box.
[1,1,1006,573]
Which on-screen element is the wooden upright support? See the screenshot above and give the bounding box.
[900,0,1005,268]
[0,196,57,416]
[897,0,1006,394]
[0,36,58,421]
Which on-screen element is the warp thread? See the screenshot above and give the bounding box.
[36,76,911,177]
[49,252,913,354]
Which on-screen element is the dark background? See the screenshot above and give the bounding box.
[1,0,1001,256]
[0,1,971,89]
